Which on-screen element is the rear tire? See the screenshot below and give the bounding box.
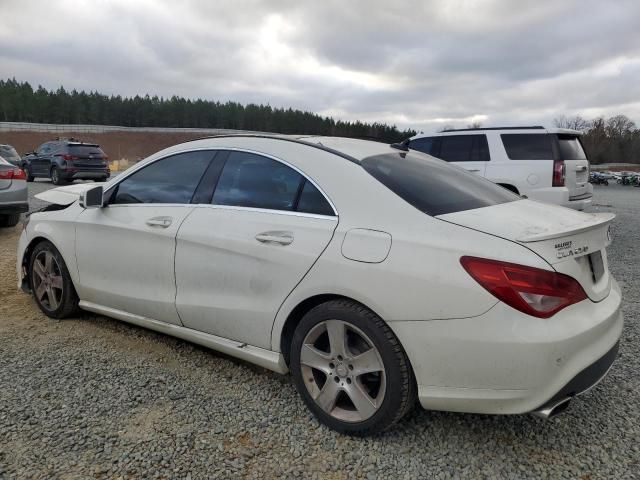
[0,214,21,228]
[51,167,65,185]
[290,300,416,436]
[29,240,79,319]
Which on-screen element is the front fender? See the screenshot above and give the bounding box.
[18,207,83,294]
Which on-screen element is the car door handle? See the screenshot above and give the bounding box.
[466,169,481,172]
[146,216,173,228]
[575,166,587,172]
[255,231,294,245]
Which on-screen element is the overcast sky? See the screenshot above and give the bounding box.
[1,0,639,132]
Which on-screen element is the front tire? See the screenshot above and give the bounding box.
[24,166,34,182]
[290,300,416,436]
[29,241,79,319]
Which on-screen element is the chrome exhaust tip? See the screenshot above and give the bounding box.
[532,397,572,419]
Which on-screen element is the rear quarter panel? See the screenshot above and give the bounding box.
[271,199,551,351]
[484,131,553,196]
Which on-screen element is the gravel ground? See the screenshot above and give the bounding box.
[0,182,638,479]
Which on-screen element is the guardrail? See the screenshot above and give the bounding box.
[0,122,249,135]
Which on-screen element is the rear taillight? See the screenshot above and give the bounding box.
[460,256,587,318]
[62,154,79,161]
[553,159,565,187]
[0,167,26,180]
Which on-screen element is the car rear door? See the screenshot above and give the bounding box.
[175,150,338,349]
[555,134,591,199]
[74,150,215,325]
[32,142,52,175]
[431,134,489,176]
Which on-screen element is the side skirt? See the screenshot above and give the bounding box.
[79,300,289,374]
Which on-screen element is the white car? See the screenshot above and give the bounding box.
[17,135,622,435]
[406,126,594,210]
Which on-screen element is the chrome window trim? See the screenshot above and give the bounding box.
[104,202,338,221]
[104,146,338,217]
[194,203,338,220]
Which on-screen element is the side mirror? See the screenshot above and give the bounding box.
[79,186,104,209]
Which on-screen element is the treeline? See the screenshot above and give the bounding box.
[554,114,640,164]
[0,78,415,142]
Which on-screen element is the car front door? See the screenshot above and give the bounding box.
[175,150,338,348]
[74,150,216,325]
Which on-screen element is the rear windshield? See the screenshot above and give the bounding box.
[501,134,553,160]
[0,145,20,161]
[556,134,587,160]
[68,145,104,156]
[361,152,519,216]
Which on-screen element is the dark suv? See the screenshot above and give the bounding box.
[23,139,110,185]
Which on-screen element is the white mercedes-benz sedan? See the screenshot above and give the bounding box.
[17,135,623,435]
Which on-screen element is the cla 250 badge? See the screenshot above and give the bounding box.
[555,240,589,259]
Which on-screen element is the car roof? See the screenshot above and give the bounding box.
[413,126,582,138]
[295,136,397,161]
[183,134,399,163]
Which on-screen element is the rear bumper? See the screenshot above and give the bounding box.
[533,340,618,412]
[389,278,623,415]
[61,168,110,180]
[527,185,593,210]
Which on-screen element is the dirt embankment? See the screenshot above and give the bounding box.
[0,131,213,162]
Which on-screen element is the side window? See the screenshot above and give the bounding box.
[37,143,50,155]
[438,135,475,162]
[470,135,490,162]
[556,134,587,160]
[297,180,335,216]
[501,134,553,160]
[213,152,303,211]
[409,137,435,155]
[109,150,214,204]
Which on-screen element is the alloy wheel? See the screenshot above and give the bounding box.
[32,250,64,311]
[299,320,386,422]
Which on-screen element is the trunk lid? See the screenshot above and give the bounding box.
[67,144,108,168]
[555,134,590,199]
[438,199,614,302]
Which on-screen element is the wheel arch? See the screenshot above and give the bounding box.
[278,294,387,366]
[20,236,52,291]
[21,235,77,293]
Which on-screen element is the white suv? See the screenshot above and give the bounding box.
[407,126,593,210]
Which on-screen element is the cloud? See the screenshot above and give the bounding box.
[0,0,639,132]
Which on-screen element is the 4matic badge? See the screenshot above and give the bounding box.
[555,240,589,259]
